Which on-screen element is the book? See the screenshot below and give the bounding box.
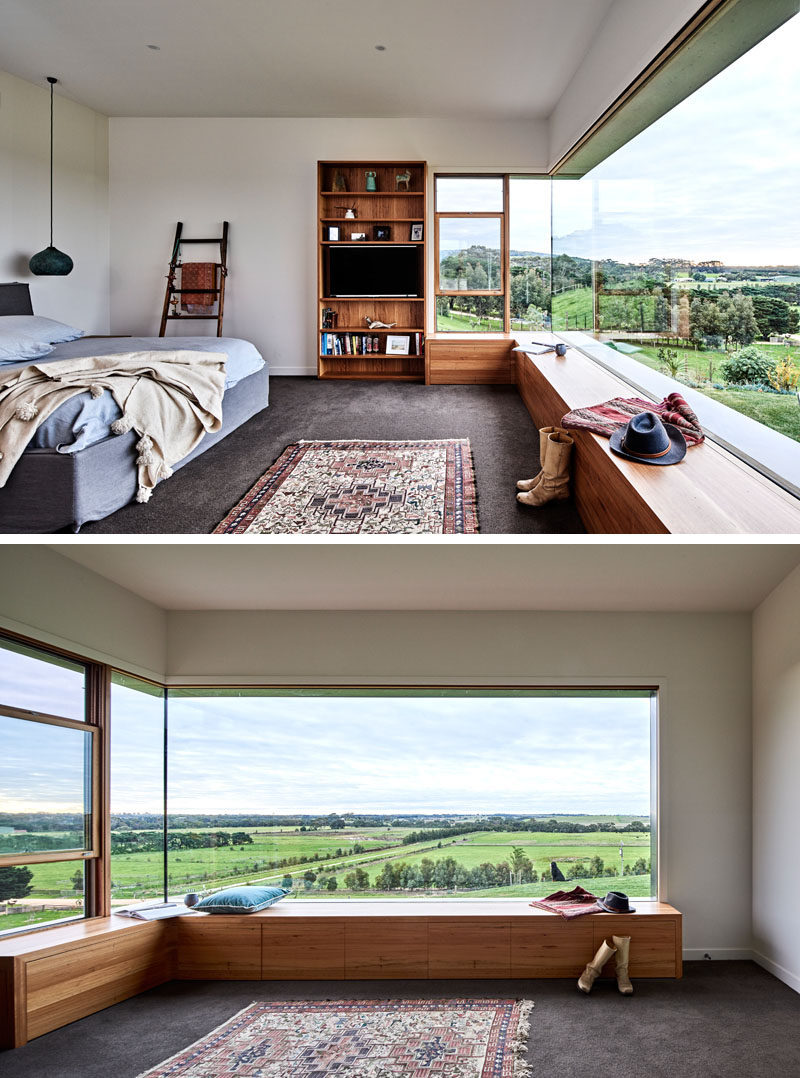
[114,902,196,921]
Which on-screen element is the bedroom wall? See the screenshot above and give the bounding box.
[107,116,547,374]
[0,70,110,331]
[752,563,800,992]
[165,608,753,958]
[0,547,166,681]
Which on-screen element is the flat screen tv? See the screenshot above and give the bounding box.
[327,245,421,297]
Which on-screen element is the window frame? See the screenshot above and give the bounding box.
[434,173,511,331]
[0,632,109,931]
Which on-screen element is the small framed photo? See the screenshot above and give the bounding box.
[410,222,424,241]
[386,335,410,355]
[374,225,392,241]
[327,225,340,241]
[351,232,367,241]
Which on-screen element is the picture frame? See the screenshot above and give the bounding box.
[374,225,392,241]
[410,222,424,241]
[351,232,367,241]
[327,225,340,241]
[386,334,410,355]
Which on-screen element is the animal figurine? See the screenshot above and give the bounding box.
[395,168,411,191]
[364,317,396,329]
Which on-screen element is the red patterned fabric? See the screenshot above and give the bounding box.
[181,262,216,310]
[561,392,704,447]
[529,885,602,919]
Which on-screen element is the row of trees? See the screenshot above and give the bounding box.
[111,830,254,853]
[401,818,649,846]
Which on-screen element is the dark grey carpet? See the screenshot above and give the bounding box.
[2,963,798,1078]
[81,377,585,534]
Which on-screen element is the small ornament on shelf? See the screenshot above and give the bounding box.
[364,170,377,191]
[333,169,348,192]
[395,168,411,191]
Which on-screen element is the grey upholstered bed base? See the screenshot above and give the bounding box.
[0,364,269,533]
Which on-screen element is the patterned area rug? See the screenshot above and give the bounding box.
[213,439,479,534]
[136,999,533,1078]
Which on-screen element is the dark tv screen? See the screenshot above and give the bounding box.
[327,245,420,297]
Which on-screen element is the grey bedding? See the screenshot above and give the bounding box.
[21,336,266,453]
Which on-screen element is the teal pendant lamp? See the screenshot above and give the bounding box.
[29,77,74,276]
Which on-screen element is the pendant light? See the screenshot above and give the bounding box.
[29,77,74,276]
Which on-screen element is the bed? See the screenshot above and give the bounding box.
[0,283,269,532]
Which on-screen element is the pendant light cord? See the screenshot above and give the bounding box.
[47,76,56,247]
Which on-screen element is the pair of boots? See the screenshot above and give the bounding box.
[516,426,574,507]
[578,935,633,995]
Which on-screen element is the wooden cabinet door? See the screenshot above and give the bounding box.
[511,918,594,978]
[345,919,427,979]
[592,917,679,977]
[428,920,510,978]
[176,917,261,979]
[262,920,345,980]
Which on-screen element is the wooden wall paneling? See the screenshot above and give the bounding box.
[510,917,594,978]
[591,917,678,977]
[262,919,345,980]
[344,919,428,979]
[176,917,260,979]
[428,920,511,978]
[24,921,173,1041]
[0,955,26,1049]
[426,339,515,385]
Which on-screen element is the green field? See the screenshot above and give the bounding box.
[0,819,655,933]
[552,287,593,330]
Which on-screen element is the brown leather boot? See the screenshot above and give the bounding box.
[613,935,633,995]
[516,426,559,491]
[517,430,574,506]
[577,938,617,993]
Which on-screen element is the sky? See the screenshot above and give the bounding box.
[107,689,650,817]
[1,646,652,818]
[552,13,800,265]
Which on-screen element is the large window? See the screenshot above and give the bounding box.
[159,688,656,902]
[552,13,800,449]
[0,637,97,936]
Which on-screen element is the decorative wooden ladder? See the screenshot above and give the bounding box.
[158,221,229,336]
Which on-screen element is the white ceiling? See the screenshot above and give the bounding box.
[0,0,620,118]
[48,542,800,613]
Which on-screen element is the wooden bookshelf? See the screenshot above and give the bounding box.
[318,161,427,381]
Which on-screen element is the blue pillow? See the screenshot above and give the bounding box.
[192,885,289,914]
[0,333,54,366]
[0,314,84,344]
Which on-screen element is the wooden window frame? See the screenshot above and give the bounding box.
[0,632,110,920]
[434,174,512,331]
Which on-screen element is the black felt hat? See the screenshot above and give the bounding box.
[596,891,636,913]
[609,411,686,465]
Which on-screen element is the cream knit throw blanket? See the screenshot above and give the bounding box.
[0,351,226,503]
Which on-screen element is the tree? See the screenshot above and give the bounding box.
[0,865,33,901]
[71,869,84,893]
[326,877,338,892]
[280,873,293,890]
[589,855,604,878]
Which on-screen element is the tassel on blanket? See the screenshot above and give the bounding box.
[111,414,133,435]
[89,383,104,399]
[136,433,156,467]
[15,402,39,421]
[159,462,173,480]
[136,485,153,504]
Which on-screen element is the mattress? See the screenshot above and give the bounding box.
[14,336,266,453]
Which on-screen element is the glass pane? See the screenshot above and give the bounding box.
[436,176,504,212]
[0,715,92,855]
[510,177,552,330]
[439,219,502,291]
[436,294,504,332]
[0,861,86,936]
[166,690,654,902]
[110,674,165,907]
[0,637,86,720]
[551,12,800,445]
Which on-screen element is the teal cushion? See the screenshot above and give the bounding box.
[193,885,289,914]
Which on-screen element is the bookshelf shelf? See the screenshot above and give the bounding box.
[318,160,427,382]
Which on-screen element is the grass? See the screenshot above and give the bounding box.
[0,908,81,930]
[552,287,593,330]
[625,343,800,442]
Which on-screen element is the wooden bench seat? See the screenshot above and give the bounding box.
[1,900,681,1047]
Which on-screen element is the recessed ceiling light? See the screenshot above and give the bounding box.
[374,45,386,51]
[146,44,161,51]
